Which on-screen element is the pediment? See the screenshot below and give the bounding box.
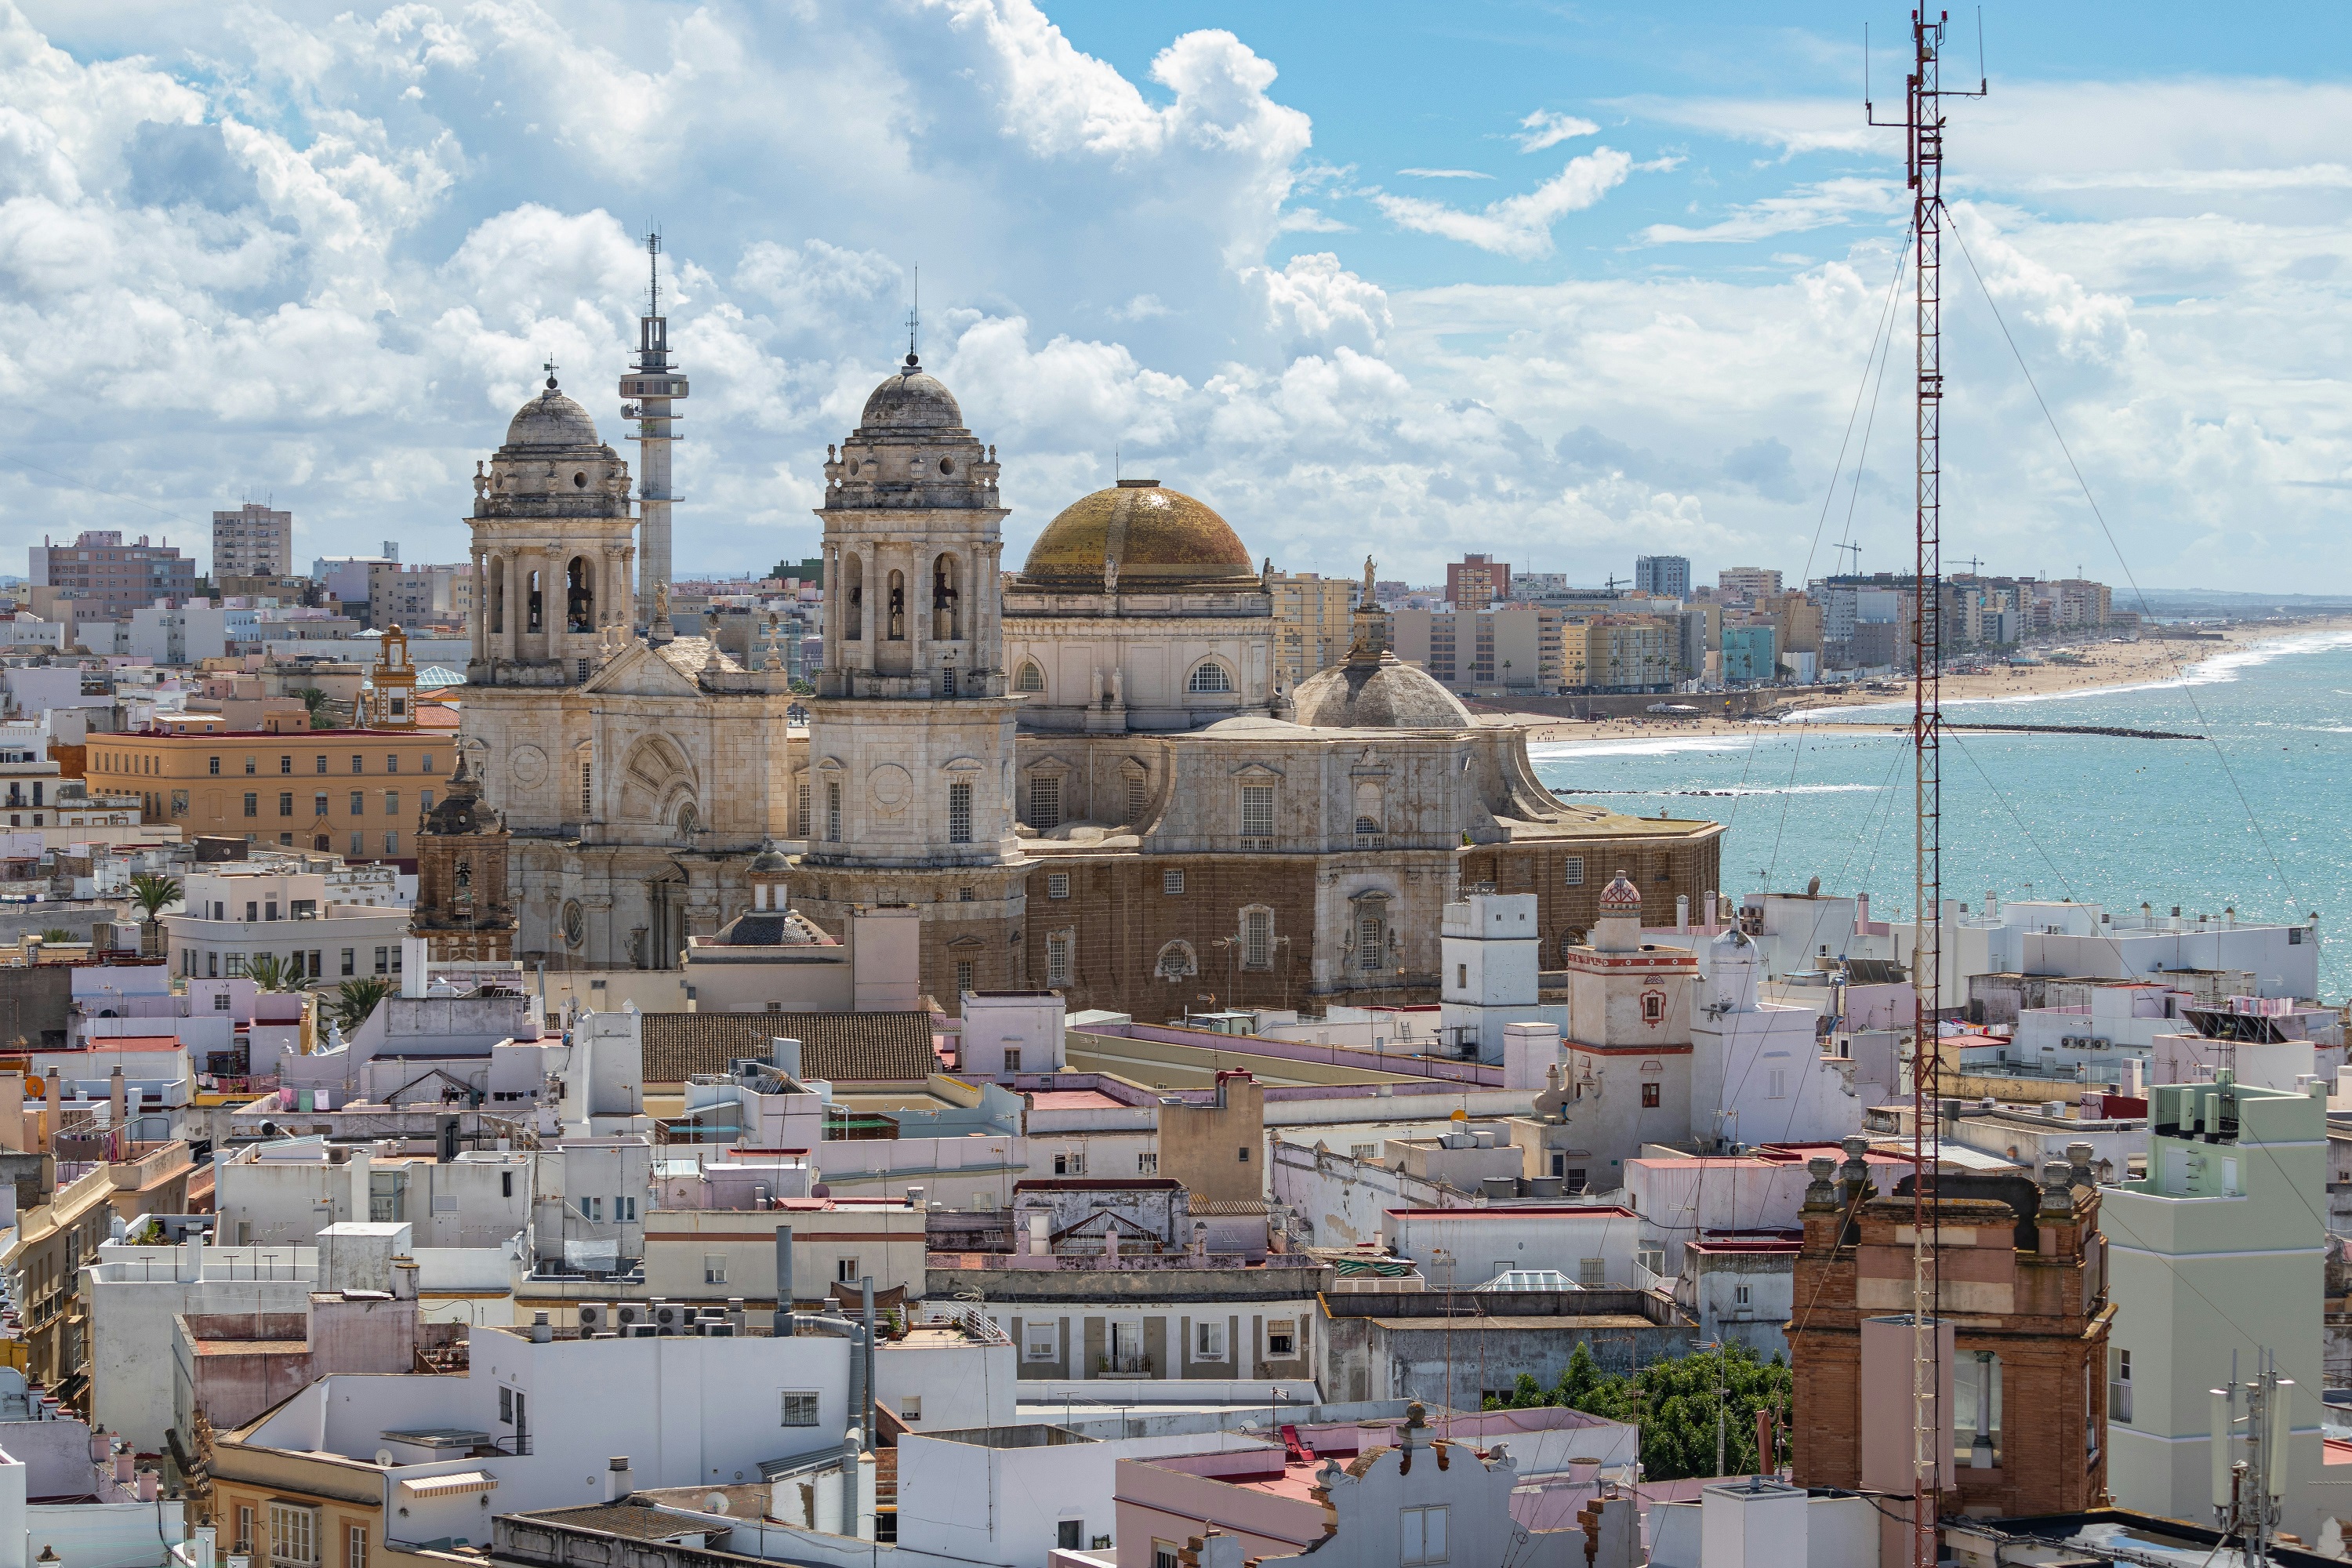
[582,643,706,698]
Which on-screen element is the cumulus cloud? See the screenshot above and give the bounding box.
[1514,110,1600,154]
[1372,149,1635,259]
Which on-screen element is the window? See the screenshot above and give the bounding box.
[278,791,293,817]
[2110,1348,2132,1425]
[1003,1047,1022,1072]
[837,1258,860,1283]
[782,1391,821,1426]
[1457,964,1468,988]
[420,790,434,812]
[1563,856,1585,887]
[384,790,399,818]
[347,1526,368,1568]
[1188,661,1233,693]
[1014,661,1045,692]
[1268,1320,1297,1357]
[1163,869,1184,895]
[956,960,975,993]
[349,832,364,856]
[1030,775,1062,830]
[948,781,973,844]
[499,1385,515,1423]
[236,1506,254,1555]
[1138,1152,1158,1175]
[384,830,399,855]
[501,1171,514,1198]
[1401,1505,1448,1567]
[1733,1283,1752,1307]
[1357,912,1385,971]
[279,755,292,775]
[1127,774,1147,822]
[1237,1145,1250,1164]
[314,792,328,816]
[1025,1326,1060,1362]
[245,756,256,775]
[386,755,398,773]
[1046,931,1072,987]
[1641,1082,1661,1109]
[351,754,363,774]
[1240,783,1274,837]
[269,1502,318,1567]
[1047,872,1069,899]
[1243,907,1273,968]
[826,782,842,840]
[1955,1350,2002,1468]
[1058,1523,1084,1552]
[423,754,434,772]
[314,755,326,773]
[797,782,811,836]
[1053,1152,1083,1177]
[209,757,221,776]
[374,946,389,974]
[1578,1258,1606,1287]
[616,1195,636,1222]
[1195,1320,1227,1360]
[350,790,365,815]
[243,792,258,818]
[578,1195,603,1222]
[1642,992,1665,1023]
[705,1254,728,1285]
[213,993,231,1011]
[340,949,354,976]
[1154,1542,1181,1568]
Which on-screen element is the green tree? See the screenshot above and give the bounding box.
[327,976,395,1033]
[1483,1341,1792,1482]
[245,953,306,993]
[36,928,78,945]
[128,871,183,920]
[294,687,332,724]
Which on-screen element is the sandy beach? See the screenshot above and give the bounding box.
[1505,619,2352,744]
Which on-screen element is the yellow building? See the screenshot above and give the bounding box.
[82,728,452,859]
[1567,614,1681,693]
[1267,571,1358,688]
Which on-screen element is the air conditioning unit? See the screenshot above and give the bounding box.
[652,1301,683,1333]
[613,1303,646,1331]
[630,1323,659,1338]
[576,1304,607,1334]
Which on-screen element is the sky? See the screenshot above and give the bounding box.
[5,1,2352,591]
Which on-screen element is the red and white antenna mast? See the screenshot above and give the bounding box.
[1867,11,1982,1567]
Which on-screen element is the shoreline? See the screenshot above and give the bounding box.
[1508,617,2352,746]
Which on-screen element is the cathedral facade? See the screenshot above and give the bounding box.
[448,352,1722,1017]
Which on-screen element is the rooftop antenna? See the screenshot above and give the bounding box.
[1867,12,1984,1566]
[906,265,920,363]
[1114,445,1120,481]
[647,226,662,318]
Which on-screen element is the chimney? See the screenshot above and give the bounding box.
[136,1470,156,1503]
[113,1450,132,1484]
[530,1310,551,1344]
[773,1225,794,1337]
[603,1458,632,1504]
[108,1065,125,1132]
[88,1428,107,1464]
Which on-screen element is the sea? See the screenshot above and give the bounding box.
[1526,630,2352,1000]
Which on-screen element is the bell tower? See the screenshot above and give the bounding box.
[465,367,637,688]
[797,349,1025,1010]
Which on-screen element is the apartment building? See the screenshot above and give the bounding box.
[1715,566,1782,602]
[212,504,294,579]
[82,728,449,857]
[1634,554,1690,598]
[163,864,413,983]
[28,532,198,619]
[1265,571,1356,687]
[1444,553,1509,610]
[1566,614,1679,692]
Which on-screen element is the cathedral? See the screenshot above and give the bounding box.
[427,325,1724,1018]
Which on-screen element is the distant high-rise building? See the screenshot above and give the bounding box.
[1717,565,1782,602]
[1445,554,1510,611]
[28,531,196,618]
[1266,571,1358,688]
[212,503,294,579]
[1633,555,1690,599]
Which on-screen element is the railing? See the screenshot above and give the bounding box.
[926,1250,1323,1273]
[1632,1259,1671,1297]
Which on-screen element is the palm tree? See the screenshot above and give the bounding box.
[36,928,78,944]
[295,687,332,725]
[128,872,182,920]
[327,976,394,1033]
[246,953,305,993]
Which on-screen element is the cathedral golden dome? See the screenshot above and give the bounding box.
[1019,480,1257,590]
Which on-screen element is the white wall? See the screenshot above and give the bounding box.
[1379,1207,1641,1287]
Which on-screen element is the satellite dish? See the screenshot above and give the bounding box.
[702,1494,728,1515]
[376,1450,394,1468]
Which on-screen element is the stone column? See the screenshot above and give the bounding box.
[470,547,486,661]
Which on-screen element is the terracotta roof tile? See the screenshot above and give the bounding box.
[640,1011,936,1085]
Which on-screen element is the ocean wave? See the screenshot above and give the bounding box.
[1526,735,1762,760]
[1563,784,1884,797]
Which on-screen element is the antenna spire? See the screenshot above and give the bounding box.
[646,227,662,318]
[906,265,920,365]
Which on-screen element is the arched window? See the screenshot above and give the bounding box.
[885,570,907,641]
[843,554,865,641]
[674,800,700,841]
[565,556,595,633]
[932,553,963,641]
[1353,780,1383,837]
[526,568,543,634]
[1014,661,1047,693]
[1154,940,1199,982]
[1241,906,1275,970]
[487,557,506,636]
[1187,660,1234,695]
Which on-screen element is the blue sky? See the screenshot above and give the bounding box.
[5,0,2350,592]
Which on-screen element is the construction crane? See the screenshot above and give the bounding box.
[1867,10,1983,1566]
[1831,541,1864,577]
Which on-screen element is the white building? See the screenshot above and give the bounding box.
[1379,1204,1642,1289]
[1689,927,1866,1150]
[164,866,412,985]
[2102,1073,2330,1541]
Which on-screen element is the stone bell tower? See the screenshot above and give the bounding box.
[464,365,637,688]
[797,349,1025,1010]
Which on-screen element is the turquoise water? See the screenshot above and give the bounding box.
[1526,630,2352,1000]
